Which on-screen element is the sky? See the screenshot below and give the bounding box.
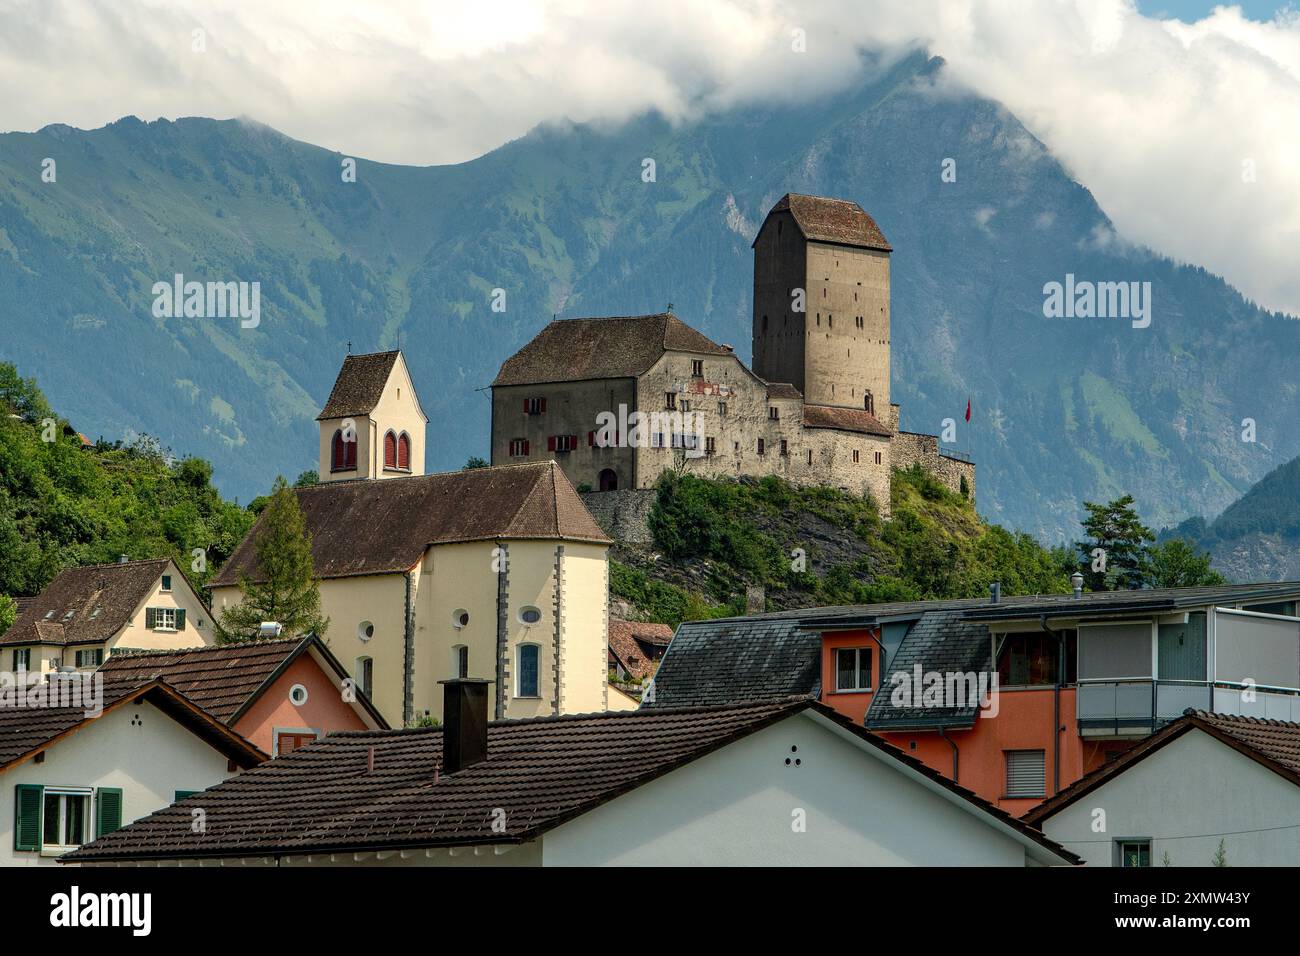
[1,0,1298,316]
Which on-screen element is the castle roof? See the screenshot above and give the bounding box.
[760,194,892,252]
[802,404,892,437]
[492,313,732,387]
[209,461,610,585]
[316,350,402,420]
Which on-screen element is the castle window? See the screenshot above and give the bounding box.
[331,429,357,471]
[680,399,691,412]
[718,401,727,416]
[757,438,765,456]
[853,449,861,464]
[875,451,883,465]
[523,397,546,415]
[705,437,716,456]
[398,432,411,470]
[807,450,813,465]
[509,438,529,457]
[856,316,864,329]
[665,392,677,410]
[865,391,875,415]
[384,430,398,469]
[692,360,704,378]
[768,406,779,421]
[779,440,788,457]
[828,315,833,328]
[548,435,577,454]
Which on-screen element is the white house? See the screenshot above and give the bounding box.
[66,687,1076,867]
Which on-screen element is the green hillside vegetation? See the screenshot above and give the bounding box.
[0,363,252,606]
[611,466,1076,626]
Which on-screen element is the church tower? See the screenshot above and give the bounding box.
[751,194,892,416]
[316,350,428,482]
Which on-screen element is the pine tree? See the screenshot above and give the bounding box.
[1076,495,1154,590]
[217,477,328,642]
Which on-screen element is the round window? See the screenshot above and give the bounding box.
[452,609,470,629]
[357,621,374,642]
[518,606,542,625]
[289,683,309,706]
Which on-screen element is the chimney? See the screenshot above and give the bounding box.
[988,581,1001,605]
[439,678,489,774]
[118,554,129,564]
[1070,572,1084,598]
[746,585,765,615]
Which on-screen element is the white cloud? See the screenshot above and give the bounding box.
[1,0,1299,313]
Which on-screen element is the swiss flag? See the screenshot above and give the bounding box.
[965,398,971,423]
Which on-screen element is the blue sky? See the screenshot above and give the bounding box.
[1137,1,1293,19]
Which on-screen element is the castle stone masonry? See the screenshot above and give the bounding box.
[490,193,974,516]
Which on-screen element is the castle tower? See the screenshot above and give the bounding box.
[316,350,428,481]
[751,194,892,415]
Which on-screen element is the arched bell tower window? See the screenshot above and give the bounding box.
[332,429,357,471]
[384,430,397,469]
[398,432,411,470]
[864,390,875,416]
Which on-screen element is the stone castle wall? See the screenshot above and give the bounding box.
[892,431,976,501]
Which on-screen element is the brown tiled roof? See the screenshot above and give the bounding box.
[210,462,609,586]
[765,382,803,401]
[0,679,266,771]
[607,620,673,681]
[62,699,1077,864]
[1024,710,1300,826]
[492,313,732,387]
[316,351,400,420]
[12,596,34,618]
[802,404,892,438]
[763,193,892,251]
[0,559,172,648]
[99,639,304,723]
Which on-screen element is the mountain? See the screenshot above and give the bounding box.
[1165,455,1300,582]
[2,51,1296,539]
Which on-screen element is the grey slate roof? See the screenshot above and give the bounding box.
[864,610,993,730]
[643,617,821,709]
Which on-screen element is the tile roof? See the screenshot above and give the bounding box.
[316,351,401,420]
[1025,710,1300,826]
[643,617,821,709]
[864,610,993,730]
[765,382,803,401]
[210,462,610,585]
[492,313,732,387]
[62,698,1077,864]
[763,194,892,251]
[802,404,893,438]
[98,638,305,723]
[607,620,673,682]
[0,679,265,771]
[0,559,172,647]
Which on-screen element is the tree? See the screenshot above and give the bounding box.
[463,456,488,469]
[217,477,328,642]
[1076,495,1153,590]
[293,470,319,487]
[1146,538,1226,588]
[0,595,15,637]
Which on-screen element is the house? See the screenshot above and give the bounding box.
[98,636,387,756]
[489,194,974,513]
[210,349,624,726]
[1025,710,1300,866]
[63,680,1077,867]
[0,678,264,866]
[607,620,671,704]
[646,581,1300,815]
[0,558,214,675]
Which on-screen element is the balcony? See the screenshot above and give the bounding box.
[1076,680,1213,736]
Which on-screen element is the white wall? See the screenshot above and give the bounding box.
[0,700,238,866]
[541,712,1034,866]
[1041,728,1300,866]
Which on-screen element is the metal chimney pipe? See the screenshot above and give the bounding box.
[988,581,1001,605]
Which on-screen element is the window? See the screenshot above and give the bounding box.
[665,392,677,410]
[43,791,90,849]
[509,438,530,457]
[357,620,374,642]
[834,647,873,692]
[289,683,309,706]
[718,401,727,416]
[146,607,184,632]
[356,656,373,698]
[397,432,410,470]
[548,434,577,453]
[864,391,874,415]
[160,575,172,592]
[13,648,30,671]
[1004,750,1046,798]
[384,429,398,468]
[852,449,860,464]
[874,451,882,465]
[523,397,546,415]
[276,731,317,755]
[998,631,1077,686]
[679,399,691,412]
[757,438,765,456]
[768,406,779,420]
[1117,839,1152,868]
[705,436,716,456]
[779,439,788,457]
[452,645,469,678]
[331,428,357,471]
[691,360,704,378]
[807,449,813,465]
[452,609,470,629]
[518,606,542,625]
[518,644,540,697]
[74,648,103,668]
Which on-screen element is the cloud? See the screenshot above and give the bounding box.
[1,0,1299,314]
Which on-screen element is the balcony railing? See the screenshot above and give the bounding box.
[1076,679,1213,734]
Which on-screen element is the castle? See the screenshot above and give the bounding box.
[490,193,974,514]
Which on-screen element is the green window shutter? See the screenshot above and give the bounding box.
[145,607,157,629]
[96,788,123,838]
[14,784,42,851]
[175,608,186,631]
[174,790,198,802]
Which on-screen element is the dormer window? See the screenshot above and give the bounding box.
[161,575,172,592]
[331,428,357,471]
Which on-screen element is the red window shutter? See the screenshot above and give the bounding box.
[332,430,343,469]
[587,431,595,447]
[384,431,397,468]
[523,440,530,455]
[346,437,356,468]
[398,433,410,469]
[540,398,547,413]
[570,435,578,449]
[523,398,530,413]
[547,436,556,451]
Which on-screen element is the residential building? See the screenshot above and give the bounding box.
[98,636,387,756]
[0,679,263,866]
[607,619,671,705]
[64,682,1076,867]
[646,581,1300,815]
[0,558,214,675]
[489,194,974,515]
[1026,710,1300,866]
